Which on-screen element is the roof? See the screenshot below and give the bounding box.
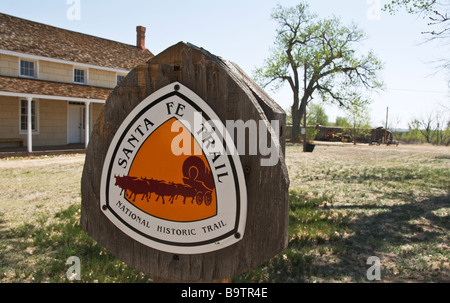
[0,13,154,70]
[0,75,112,100]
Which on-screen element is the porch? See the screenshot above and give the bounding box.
[0,143,85,159]
[0,75,109,153]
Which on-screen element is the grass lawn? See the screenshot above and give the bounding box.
[0,143,449,282]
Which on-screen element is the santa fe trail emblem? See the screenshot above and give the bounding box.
[100,82,247,254]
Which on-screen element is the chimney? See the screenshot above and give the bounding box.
[136,26,146,50]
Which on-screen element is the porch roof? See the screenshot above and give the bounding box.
[0,75,111,102]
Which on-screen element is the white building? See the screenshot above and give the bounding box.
[0,13,154,152]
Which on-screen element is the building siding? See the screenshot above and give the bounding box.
[36,99,67,146]
[39,61,73,83]
[0,97,70,147]
[89,68,116,88]
[0,54,19,77]
[0,96,19,140]
[1,54,126,89]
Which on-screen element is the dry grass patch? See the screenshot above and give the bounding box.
[0,154,151,282]
[238,143,449,283]
[1,144,449,283]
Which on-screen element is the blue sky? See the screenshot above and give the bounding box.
[1,0,449,129]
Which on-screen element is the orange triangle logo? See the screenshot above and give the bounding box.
[116,117,217,222]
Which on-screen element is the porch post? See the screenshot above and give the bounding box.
[27,96,33,153]
[85,101,91,148]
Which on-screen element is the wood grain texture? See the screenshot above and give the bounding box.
[81,42,289,282]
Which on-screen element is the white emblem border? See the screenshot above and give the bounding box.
[100,82,247,254]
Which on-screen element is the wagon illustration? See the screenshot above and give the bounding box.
[114,156,214,206]
[182,156,214,206]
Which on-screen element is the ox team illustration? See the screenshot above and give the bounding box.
[114,156,214,206]
[100,82,247,254]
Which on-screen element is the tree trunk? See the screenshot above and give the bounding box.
[291,104,301,142]
[292,96,308,150]
[291,87,301,142]
[300,99,308,152]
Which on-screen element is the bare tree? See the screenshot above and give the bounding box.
[384,1,450,84]
[411,112,436,143]
[384,0,450,38]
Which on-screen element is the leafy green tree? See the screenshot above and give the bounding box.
[335,116,351,127]
[344,96,372,143]
[254,2,383,148]
[407,119,427,143]
[443,120,450,145]
[307,103,329,126]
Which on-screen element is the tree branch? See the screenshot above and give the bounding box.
[315,83,345,107]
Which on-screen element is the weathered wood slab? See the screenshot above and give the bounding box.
[81,42,289,282]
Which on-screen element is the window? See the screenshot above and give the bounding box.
[20,100,38,133]
[74,68,87,84]
[20,60,37,78]
[117,75,125,84]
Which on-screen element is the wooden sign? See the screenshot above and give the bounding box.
[81,42,290,282]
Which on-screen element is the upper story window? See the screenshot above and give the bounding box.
[117,74,125,84]
[74,68,87,84]
[20,60,37,78]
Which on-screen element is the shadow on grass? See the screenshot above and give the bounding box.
[317,193,449,282]
[435,155,450,160]
[2,193,448,283]
[332,193,449,248]
[0,205,152,283]
[237,191,449,283]
[331,167,450,190]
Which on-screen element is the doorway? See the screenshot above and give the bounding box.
[68,102,85,144]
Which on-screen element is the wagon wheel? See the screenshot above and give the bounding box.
[204,191,212,206]
[195,192,203,205]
